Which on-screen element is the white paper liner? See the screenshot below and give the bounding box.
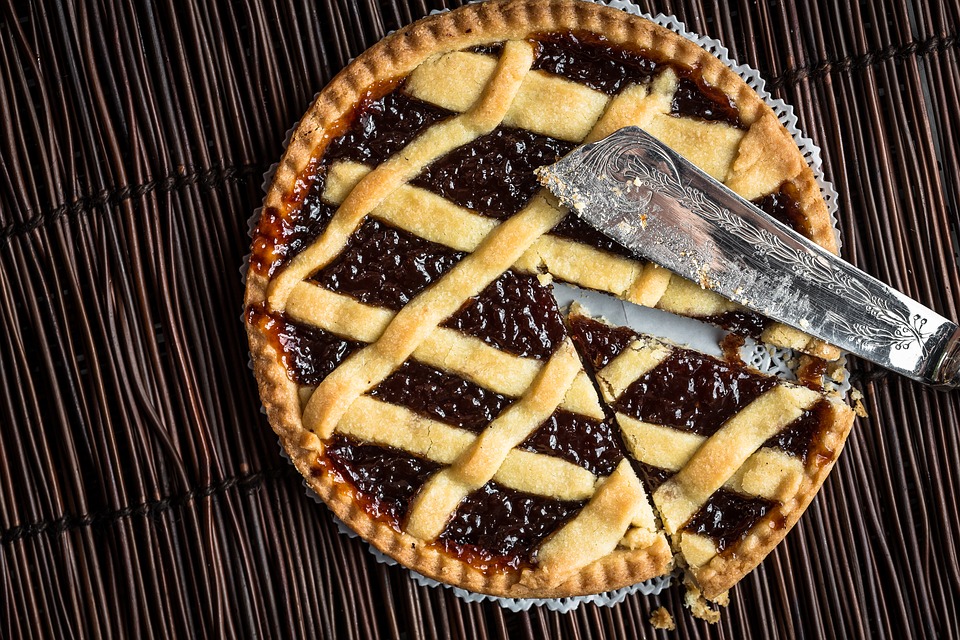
[239,0,851,613]
[329,512,674,612]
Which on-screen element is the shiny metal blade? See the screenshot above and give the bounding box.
[537,126,960,388]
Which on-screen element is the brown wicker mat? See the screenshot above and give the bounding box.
[1,0,958,637]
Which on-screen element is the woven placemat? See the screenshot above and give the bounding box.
[0,1,958,637]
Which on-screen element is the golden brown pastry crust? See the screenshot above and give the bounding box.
[245,0,843,599]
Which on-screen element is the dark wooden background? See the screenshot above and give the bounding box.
[0,1,958,637]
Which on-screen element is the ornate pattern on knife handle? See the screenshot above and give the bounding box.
[538,126,960,387]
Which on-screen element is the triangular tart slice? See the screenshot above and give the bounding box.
[567,303,855,602]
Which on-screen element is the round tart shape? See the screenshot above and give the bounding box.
[245,0,854,602]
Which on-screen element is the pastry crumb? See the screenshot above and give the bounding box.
[719,332,746,364]
[683,580,723,624]
[536,272,554,286]
[850,388,869,417]
[827,361,847,384]
[649,606,675,630]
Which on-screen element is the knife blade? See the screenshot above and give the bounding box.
[537,126,960,388]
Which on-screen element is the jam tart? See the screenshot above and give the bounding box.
[245,0,854,604]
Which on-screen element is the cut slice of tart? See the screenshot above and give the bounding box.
[568,304,855,602]
[244,0,854,604]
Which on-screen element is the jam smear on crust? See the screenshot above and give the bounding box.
[520,411,626,476]
[681,488,777,553]
[411,126,575,219]
[250,157,337,276]
[438,482,586,570]
[370,361,511,433]
[310,219,465,311]
[323,436,441,529]
[796,357,828,391]
[615,349,777,437]
[468,43,504,56]
[568,314,640,370]
[247,306,361,386]
[719,332,747,364]
[763,399,832,462]
[444,270,566,360]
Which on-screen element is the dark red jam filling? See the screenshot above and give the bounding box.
[681,488,778,553]
[752,184,808,238]
[247,306,362,386]
[520,411,625,477]
[615,349,777,437]
[325,91,454,166]
[796,357,828,391]
[468,43,504,56]
[703,310,770,340]
[411,126,575,219]
[532,32,660,94]
[253,87,452,276]
[251,160,338,276]
[437,482,585,570]
[670,76,743,128]
[568,314,639,370]
[444,270,566,360]
[629,459,676,494]
[763,399,831,462]
[324,435,441,528]
[309,219,465,311]
[369,360,511,433]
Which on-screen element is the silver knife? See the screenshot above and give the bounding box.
[537,126,960,388]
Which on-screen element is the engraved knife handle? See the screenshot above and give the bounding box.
[539,126,960,390]
[931,325,960,388]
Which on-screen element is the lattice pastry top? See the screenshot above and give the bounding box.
[244,0,854,606]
